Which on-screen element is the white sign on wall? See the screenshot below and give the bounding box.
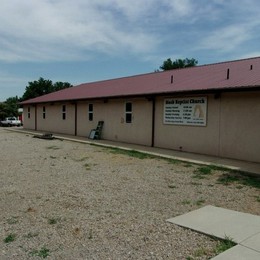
[164,97,207,126]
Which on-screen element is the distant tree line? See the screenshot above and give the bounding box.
[0,77,72,120]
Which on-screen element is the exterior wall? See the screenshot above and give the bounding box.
[154,94,221,156]
[23,105,36,130]
[219,91,260,162]
[37,103,76,135]
[154,92,260,163]
[77,98,153,146]
[22,91,260,163]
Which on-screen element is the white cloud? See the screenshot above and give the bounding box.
[0,0,163,62]
[199,25,251,52]
[0,0,260,63]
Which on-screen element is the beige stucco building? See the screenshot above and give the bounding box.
[21,57,260,163]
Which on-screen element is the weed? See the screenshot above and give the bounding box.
[196,199,206,206]
[24,232,39,238]
[4,234,16,243]
[181,200,191,205]
[166,158,180,164]
[88,229,93,239]
[7,216,18,224]
[46,145,60,150]
[196,166,212,175]
[184,163,193,168]
[215,236,236,254]
[217,173,238,185]
[190,182,202,186]
[194,247,208,257]
[30,247,50,258]
[74,156,89,162]
[241,175,260,189]
[254,196,260,202]
[48,217,59,225]
[84,163,91,170]
[108,148,155,159]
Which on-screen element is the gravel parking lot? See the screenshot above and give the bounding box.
[0,128,259,259]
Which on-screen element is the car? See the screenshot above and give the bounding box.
[0,117,22,127]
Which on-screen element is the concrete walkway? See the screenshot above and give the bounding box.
[7,128,260,176]
[167,205,260,259]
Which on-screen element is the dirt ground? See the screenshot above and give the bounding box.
[0,128,259,259]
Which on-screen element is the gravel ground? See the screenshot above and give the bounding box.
[0,128,259,259]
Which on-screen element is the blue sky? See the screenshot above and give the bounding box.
[1,0,260,101]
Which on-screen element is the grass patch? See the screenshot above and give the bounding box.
[4,234,16,243]
[196,166,213,175]
[215,236,236,254]
[166,158,180,164]
[29,247,50,258]
[193,247,209,257]
[108,147,156,159]
[217,172,260,189]
[194,164,231,179]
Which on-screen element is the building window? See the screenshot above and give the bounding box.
[88,104,93,121]
[62,105,66,120]
[125,102,132,123]
[43,106,46,119]
[28,107,30,119]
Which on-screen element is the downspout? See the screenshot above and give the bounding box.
[151,97,155,147]
[74,102,77,136]
[35,104,37,131]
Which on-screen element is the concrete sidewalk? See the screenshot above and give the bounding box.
[6,127,260,176]
[167,205,260,259]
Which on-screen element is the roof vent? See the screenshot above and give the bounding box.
[171,75,173,84]
[250,65,253,70]
[226,68,230,80]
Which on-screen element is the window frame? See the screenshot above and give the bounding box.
[28,107,31,119]
[62,105,66,120]
[125,102,132,123]
[88,103,93,121]
[43,106,46,119]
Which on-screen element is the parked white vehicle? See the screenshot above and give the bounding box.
[0,117,22,127]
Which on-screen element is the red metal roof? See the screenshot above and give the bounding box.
[21,56,260,105]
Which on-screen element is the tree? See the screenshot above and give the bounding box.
[0,96,19,119]
[53,81,73,92]
[160,58,198,71]
[21,77,73,101]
